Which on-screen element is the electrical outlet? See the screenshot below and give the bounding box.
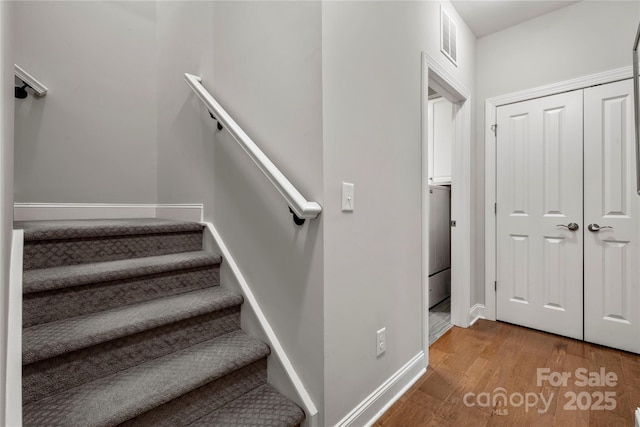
[376,327,386,356]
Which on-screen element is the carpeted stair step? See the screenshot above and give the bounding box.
[20,217,306,426]
[23,250,221,293]
[16,218,205,270]
[190,383,305,427]
[23,251,221,327]
[119,359,268,427]
[23,330,271,427]
[23,286,243,365]
[23,304,242,405]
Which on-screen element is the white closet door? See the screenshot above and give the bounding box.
[584,79,640,353]
[496,90,584,340]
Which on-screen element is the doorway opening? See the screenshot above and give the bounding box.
[427,87,453,344]
[421,52,472,361]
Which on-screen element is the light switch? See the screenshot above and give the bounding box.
[342,182,355,212]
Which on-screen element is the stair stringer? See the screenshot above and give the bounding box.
[201,222,318,427]
[5,230,23,427]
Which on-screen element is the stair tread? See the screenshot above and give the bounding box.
[23,330,270,427]
[190,384,305,427]
[23,287,243,365]
[23,251,222,294]
[15,218,204,242]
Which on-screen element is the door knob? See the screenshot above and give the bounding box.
[557,223,579,231]
[588,223,613,232]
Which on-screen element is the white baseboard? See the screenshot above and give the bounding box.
[14,203,203,222]
[155,205,203,222]
[469,303,486,326]
[6,230,23,427]
[336,351,426,427]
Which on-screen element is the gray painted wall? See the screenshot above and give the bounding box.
[155,1,325,423]
[210,3,325,421]
[322,2,476,424]
[156,1,215,212]
[14,1,158,203]
[0,2,13,421]
[475,0,640,306]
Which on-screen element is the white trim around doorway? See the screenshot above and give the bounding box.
[484,66,634,321]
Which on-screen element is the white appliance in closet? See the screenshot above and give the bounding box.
[429,185,451,308]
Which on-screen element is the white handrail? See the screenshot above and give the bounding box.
[184,73,322,224]
[15,64,48,96]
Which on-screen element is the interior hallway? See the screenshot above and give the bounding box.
[376,320,640,426]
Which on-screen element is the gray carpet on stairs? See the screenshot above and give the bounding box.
[18,218,306,427]
[16,218,204,241]
[23,251,222,327]
[23,331,270,427]
[190,384,305,427]
[23,287,243,364]
[23,251,221,293]
[19,218,205,270]
[120,359,268,427]
[23,306,242,404]
[23,265,221,327]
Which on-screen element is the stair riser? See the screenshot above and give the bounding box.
[23,307,241,405]
[119,359,267,427]
[23,231,203,270]
[23,267,220,327]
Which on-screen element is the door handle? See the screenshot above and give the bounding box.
[587,223,613,232]
[557,223,579,231]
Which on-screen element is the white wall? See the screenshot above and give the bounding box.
[478,1,640,99]
[0,2,13,422]
[8,2,482,424]
[13,1,158,204]
[156,1,215,212]
[476,0,640,306]
[210,3,324,422]
[155,1,325,423]
[321,2,475,424]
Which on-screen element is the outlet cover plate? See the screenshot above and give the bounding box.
[376,327,386,356]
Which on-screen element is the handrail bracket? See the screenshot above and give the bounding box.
[208,111,224,131]
[289,207,305,226]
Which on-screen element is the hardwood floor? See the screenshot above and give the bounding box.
[374,320,640,427]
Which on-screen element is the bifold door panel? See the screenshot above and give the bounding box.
[584,79,640,353]
[496,90,584,340]
[496,79,639,353]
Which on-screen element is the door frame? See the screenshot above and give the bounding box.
[484,66,634,321]
[422,52,472,355]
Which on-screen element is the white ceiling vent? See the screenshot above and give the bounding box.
[440,6,458,66]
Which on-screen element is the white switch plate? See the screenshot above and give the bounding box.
[342,182,355,212]
[376,327,386,356]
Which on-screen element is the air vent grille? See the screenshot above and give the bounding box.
[441,7,458,66]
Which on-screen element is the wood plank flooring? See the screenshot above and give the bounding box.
[374,320,640,427]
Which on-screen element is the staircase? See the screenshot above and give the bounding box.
[17,218,305,427]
